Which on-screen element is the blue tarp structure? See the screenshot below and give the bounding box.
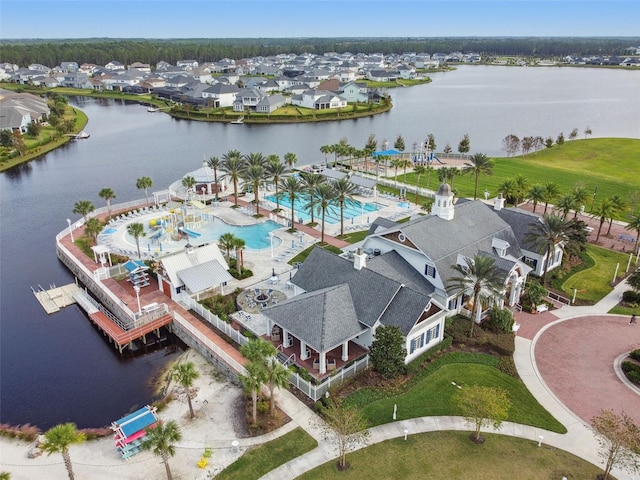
[113,406,158,438]
[372,149,401,157]
[123,260,147,273]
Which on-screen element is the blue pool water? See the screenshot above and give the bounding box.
[122,218,282,251]
[266,195,381,224]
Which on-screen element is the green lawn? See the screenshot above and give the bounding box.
[216,427,317,480]
[556,244,631,303]
[352,358,565,433]
[399,138,640,218]
[297,431,605,480]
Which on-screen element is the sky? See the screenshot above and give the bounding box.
[1,0,639,39]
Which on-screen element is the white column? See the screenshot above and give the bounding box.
[341,341,349,361]
[300,341,309,360]
[281,328,288,346]
[319,352,327,375]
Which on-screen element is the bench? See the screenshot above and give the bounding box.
[536,304,549,314]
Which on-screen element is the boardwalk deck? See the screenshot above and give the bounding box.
[33,283,82,314]
[87,311,173,353]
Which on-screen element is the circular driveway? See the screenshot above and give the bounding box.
[534,315,640,426]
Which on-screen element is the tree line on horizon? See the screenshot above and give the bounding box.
[1,36,637,68]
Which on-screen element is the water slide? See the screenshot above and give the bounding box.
[429,152,446,164]
[179,227,202,238]
[189,200,206,209]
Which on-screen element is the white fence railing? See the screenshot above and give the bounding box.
[184,297,250,347]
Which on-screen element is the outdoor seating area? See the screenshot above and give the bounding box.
[237,287,287,314]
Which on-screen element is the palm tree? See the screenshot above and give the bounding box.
[319,145,332,165]
[413,164,426,204]
[218,232,237,263]
[284,152,297,170]
[243,163,267,216]
[301,172,325,225]
[311,183,337,243]
[40,423,86,480]
[333,177,358,237]
[571,186,590,218]
[625,214,640,251]
[555,194,576,219]
[399,158,412,185]
[525,213,571,284]
[607,195,628,236]
[141,420,182,480]
[390,157,403,188]
[462,152,494,200]
[206,155,221,200]
[373,154,389,179]
[527,184,545,213]
[424,164,435,189]
[591,198,615,243]
[234,236,246,269]
[263,356,290,417]
[267,159,286,212]
[240,362,267,425]
[84,217,102,243]
[497,179,517,205]
[98,187,116,219]
[280,176,304,229]
[72,200,94,221]
[513,174,530,205]
[241,337,278,363]
[447,255,503,337]
[181,175,196,191]
[136,176,153,207]
[171,362,200,419]
[220,150,244,206]
[127,222,146,259]
[542,182,560,214]
[244,151,266,167]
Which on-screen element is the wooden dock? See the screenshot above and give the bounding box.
[32,283,82,314]
[87,311,174,354]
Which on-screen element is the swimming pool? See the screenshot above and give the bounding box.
[266,194,381,224]
[119,217,282,252]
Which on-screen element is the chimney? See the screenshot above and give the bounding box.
[185,242,194,254]
[353,247,367,271]
[494,193,505,211]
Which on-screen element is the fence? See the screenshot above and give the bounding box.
[184,297,250,347]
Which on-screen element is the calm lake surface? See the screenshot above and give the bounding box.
[1,66,639,429]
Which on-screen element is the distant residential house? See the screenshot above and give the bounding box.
[177,60,199,71]
[31,76,60,88]
[79,63,100,74]
[191,66,213,84]
[155,61,172,72]
[128,62,151,72]
[105,61,125,71]
[60,61,79,72]
[28,63,52,74]
[255,94,286,113]
[202,83,240,108]
[338,81,368,103]
[0,88,50,132]
[396,65,415,79]
[60,72,91,89]
[620,57,640,67]
[165,74,194,88]
[366,69,397,82]
[232,87,264,111]
[11,68,46,84]
[291,89,347,110]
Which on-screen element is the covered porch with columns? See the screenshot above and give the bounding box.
[266,324,368,378]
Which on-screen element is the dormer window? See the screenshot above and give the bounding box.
[491,238,510,257]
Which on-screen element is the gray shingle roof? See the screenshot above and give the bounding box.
[378,287,431,335]
[263,284,365,352]
[494,207,543,252]
[367,250,435,296]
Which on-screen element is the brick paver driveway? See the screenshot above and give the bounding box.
[534,315,640,426]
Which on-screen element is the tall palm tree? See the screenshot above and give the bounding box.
[513,174,530,205]
[525,213,571,284]
[284,152,297,170]
[309,183,337,243]
[571,186,590,218]
[527,184,545,213]
[591,198,615,243]
[84,217,102,243]
[181,175,196,191]
[136,176,153,207]
[447,255,503,337]
[220,150,244,206]
[319,145,332,165]
[301,172,325,225]
[234,236,246,269]
[98,187,116,219]
[413,164,426,204]
[555,194,576,219]
[240,362,267,425]
[399,157,412,185]
[424,164,435,189]
[40,423,86,480]
[280,176,304,229]
[625,214,640,251]
[497,179,517,205]
[542,181,560,214]
[206,155,221,200]
[390,157,403,188]
[267,159,286,212]
[171,362,200,419]
[263,356,290,417]
[243,163,267,216]
[141,420,182,480]
[607,195,628,236]
[218,232,237,263]
[72,200,94,222]
[127,222,146,259]
[241,337,278,363]
[244,151,266,167]
[462,152,494,200]
[333,177,358,237]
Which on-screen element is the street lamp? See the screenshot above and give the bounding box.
[133,285,142,317]
[67,218,74,243]
[591,186,598,211]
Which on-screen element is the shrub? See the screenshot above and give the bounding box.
[621,361,640,386]
[491,333,516,357]
[486,306,515,333]
[629,349,640,362]
[497,356,519,378]
[0,423,41,442]
[622,290,640,304]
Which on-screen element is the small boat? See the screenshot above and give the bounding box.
[76,131,90,139]
[231,117,244,124]
[147,106,160,113]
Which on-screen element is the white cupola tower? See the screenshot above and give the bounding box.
[432,181,455,220]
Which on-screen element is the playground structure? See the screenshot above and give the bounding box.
[111,405,159,460]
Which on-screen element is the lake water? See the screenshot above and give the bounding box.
[1,66,638,429]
